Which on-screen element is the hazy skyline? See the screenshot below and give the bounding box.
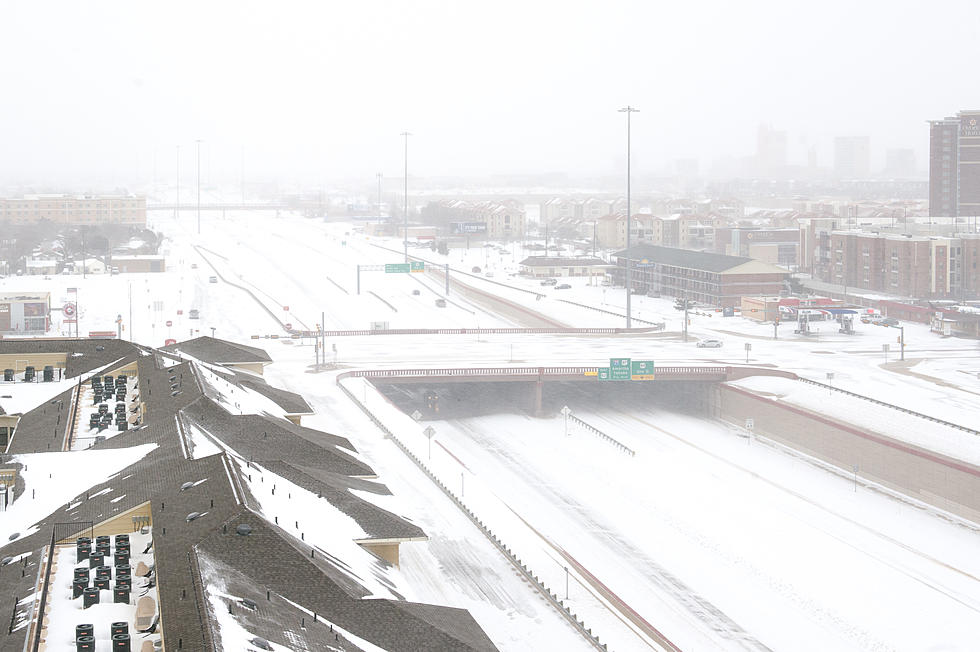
[2,0,979,189]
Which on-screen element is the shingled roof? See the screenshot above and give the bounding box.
[161,337,272,365]
[0,338,497,652]
[614,243,754,273]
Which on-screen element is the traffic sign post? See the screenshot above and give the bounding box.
[630,360,655,380]
[423,425,436,460]
[744,342,752,364]
[385,263,411,274]
[560,405,571,436]
[609,357,631,381]
[597,368,611,381]
[410,261,425,273]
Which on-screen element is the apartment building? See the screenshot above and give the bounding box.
[0,195,147,226]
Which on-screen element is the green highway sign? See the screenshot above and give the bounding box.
[631,360,655,380]
[609,357,631,381]
[410,261,425,272]
[597,368,611,381]
[385,263,411,273]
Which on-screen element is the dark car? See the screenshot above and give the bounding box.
[540,278,558,286]
[554,283,572,290]
[881,317,900,327]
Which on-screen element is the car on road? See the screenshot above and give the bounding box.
[191,263,198,269]
[554,283,572,290]
[189,309,200,319]
[412,289,421,295]
[696,339,723,348]
[881,317,900,327]
[435,298,447,308]
[471,266,481,273]
[540,278,558,286]
[209,276,217,283]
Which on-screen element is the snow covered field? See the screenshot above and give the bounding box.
[4,206,980,651]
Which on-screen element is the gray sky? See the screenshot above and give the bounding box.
[2,0,978,187]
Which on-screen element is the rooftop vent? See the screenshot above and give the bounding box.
[185,512,202,522]
[235,524,252,536]
[180,482,194,491]
[0,556,13,566]
[239,598,257,610]
[250,637,273,651]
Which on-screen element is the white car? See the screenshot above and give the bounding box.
[696,339,723,348]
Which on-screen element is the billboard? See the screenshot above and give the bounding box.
[23,302,47,317]
[451,222,487,235]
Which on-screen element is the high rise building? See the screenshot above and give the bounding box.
[884,148,916,179]
[755,124,787,176]
[929,110,980,217]
[834,136,871,179]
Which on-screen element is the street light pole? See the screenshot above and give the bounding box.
[619,106,639,328]
[401,132,411,262]
[195,139,203,235]
[376,172,383,218]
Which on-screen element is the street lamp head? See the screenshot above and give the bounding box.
[618,106,640,113]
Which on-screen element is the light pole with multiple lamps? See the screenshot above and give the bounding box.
[175,145,180,220]
[400,131,411,262]
[195,139,203,235]
[618,106,639,328]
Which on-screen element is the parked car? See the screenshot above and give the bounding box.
[471,266,482,273]
[191,263,198,269]
[881,317,900,327]
[189,309,200,319]
[209,276,218,283]
[435,298,447,308]
[554,283,572,290]
[540,278,558,286]
[696,339,723,348]
[412,289,421,295]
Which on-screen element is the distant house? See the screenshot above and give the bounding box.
[518,256,610,278]
[111,255,166,273]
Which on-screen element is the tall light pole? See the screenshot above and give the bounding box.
[195,139,203,234]
[175,145,180,220]
[619,106,639,328]
[401,131,411,262]
[376,172,383,218]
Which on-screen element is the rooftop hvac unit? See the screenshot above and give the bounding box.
[75,635,95,652]
[73,567,90,581]
[3,369,14,381]
[235,524,252,536]
[111,633,131,652]
[239,598,258,610]
[111,622,128,638]
[23,366,35,382]
[82,587,100,608]
[95,564,112,580]
[114,534,129,544]
[75,624,94,641]
[113,587,130,605]
[250,638,273,651]
[88,554,104,569]
[93,576,110,591]
[114,552,129,566]
[180,482,194,491]
[185,511,202,522]
[76,542,91,562]
[43,366,54,382]
[72,578,88,599]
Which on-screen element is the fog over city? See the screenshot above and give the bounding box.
[3,0,980,187]
[4,4,980,652]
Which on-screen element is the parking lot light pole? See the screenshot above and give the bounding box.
[195,139,203,235]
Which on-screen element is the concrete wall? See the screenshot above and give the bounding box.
[717,383,980,524]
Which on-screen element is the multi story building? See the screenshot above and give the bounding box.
[0,194,146,226]
[929,110,980,217]
[420,199,526,240]
[834,136,871,179]
[610,244,788,308]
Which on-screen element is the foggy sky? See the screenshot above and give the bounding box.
[2,0,978,189]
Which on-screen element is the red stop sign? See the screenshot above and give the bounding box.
[283,306,290,312]
[285,323,293,330]
[166,320,173,327]
[177,310,183,316]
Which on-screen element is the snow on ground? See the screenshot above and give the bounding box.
[0,445,157,549]
[6,206,980,650]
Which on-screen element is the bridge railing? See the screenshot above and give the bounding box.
[337,365,733,381]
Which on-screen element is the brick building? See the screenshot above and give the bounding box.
[610,244,788,308]
[929,110,980,217]
[811,230,980,300]
[0,194,146,226]
[420,200,526,240]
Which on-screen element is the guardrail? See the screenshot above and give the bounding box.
[64,381,81,451]
[335,377,611,651]
[798,377,980,436]
[29,530,56,652]
[569,414,636,456]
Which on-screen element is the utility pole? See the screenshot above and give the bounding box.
[401,132,411,262]
[241,145,246,205]
[376,172,383,218]
[619,106,639,328]
[196,139,203,235]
